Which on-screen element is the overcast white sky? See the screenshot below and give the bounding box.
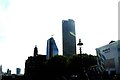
[0,0,119,74]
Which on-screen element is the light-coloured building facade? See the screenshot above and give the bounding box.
[96,40,120,74]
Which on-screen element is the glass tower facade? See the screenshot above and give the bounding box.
[46,37,59,59]
[118,1,120,40]
[62,19,76,57]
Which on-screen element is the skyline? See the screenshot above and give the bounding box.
[0,0,119,74]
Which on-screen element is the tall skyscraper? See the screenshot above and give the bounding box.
[118,1,120,40]
[46,37,59,59]
[16,68,21,75]
[62,19,76,57]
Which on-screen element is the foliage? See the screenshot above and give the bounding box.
[46,55,68,67]
[46,53,97,69]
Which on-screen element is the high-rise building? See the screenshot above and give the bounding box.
[46,37,58,59]
[62,19,76,57]
[118,1,120,40]
[16,68,21,75]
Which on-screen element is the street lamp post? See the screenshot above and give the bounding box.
[77,39,83,59]
[77,39,84,78]
[77,39,89,80]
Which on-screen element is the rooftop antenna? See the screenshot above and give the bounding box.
[51,34,54,37]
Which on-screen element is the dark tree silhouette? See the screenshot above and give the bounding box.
[46,55,68,79]
[68,54,97,80]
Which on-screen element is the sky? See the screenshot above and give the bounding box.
[0,0,119,74]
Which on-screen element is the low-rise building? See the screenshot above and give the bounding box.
[96,40,120,74]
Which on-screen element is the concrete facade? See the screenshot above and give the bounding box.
[96,40,120,74]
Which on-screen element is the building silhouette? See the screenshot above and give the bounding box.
[0,65,3,80]
[62,19,76,57]
[34,45,38,57]
[46,37,59,60]
[16,68,21,75]
[24,46,46,80]
[2,74,24,80]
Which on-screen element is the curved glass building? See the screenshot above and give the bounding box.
[46,37,59,60]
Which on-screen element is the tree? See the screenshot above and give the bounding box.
[68,54,97,80]
[45,54,97,80]
[46,55,68,79]
[82,54,97,69]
